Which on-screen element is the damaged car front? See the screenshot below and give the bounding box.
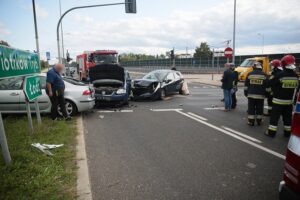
[89,64,131,104]
[132,70,184,100]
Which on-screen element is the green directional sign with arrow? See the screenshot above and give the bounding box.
[0,45,40,79]
[23,75,42,102]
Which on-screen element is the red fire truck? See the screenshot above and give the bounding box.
[76,50,118,81]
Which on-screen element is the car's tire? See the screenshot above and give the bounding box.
[58,100,78,116]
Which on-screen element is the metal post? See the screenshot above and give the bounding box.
[26,101,34,134]
[232,0,236,64]
[59,0,65,65]
[32,0,42,125]
[0,113,12,165]
[212,49,215,80]
[56,3,125,64]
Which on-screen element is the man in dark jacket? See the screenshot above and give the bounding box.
[221,63,234,111]
[266,55,299,137]
[46,63,71,121]
[244,62,268,126]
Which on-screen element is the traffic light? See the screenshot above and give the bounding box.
[125,0,136,13]
[170,50,175,60]
[66,50,72,62]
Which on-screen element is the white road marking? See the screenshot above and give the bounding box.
[187,112,208,121]
[98,110,133,113]
[175,110,285,160]
[150,108,183,112]
[221,126,262,143]
[204,107,225,110]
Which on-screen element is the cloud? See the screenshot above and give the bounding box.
[42,0,300,59]
[35,4,49,18]
[0,22,11,36]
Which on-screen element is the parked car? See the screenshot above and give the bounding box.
[0,73,95,116]
[279,92,300,200]
[131,70,184,100]
[89,64,131,104]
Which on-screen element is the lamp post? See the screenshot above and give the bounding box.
[59,0,65,64]
[56,3,127,64]
[232,0,237,64]
[258,33,264,55]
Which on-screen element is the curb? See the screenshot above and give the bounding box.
[76,115,92,200]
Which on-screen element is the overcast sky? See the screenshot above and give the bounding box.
[0,0,299,62]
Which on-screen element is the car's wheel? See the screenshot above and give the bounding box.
[159,88,167,100]
[58,100,78,116]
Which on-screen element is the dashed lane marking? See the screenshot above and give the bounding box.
[221,126,262,143]
[187,112,208,121]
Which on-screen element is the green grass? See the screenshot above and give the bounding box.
[0,116,78,200]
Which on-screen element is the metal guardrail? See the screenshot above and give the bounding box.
[125,66,224,74]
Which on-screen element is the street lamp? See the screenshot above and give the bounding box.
[56,1,136,64]
[257,33,264,55]
[232,0,237,64]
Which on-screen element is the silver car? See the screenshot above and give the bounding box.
[0,73,95,115]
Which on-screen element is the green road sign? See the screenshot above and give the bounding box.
[0,45,40,79]
[23,76,42,102]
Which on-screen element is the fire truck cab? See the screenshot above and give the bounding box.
[77,50,118,81]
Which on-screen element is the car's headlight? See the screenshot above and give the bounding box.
[116,88,126,94]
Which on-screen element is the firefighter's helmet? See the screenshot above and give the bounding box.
[281,55,296,70]
[270,59,281,68]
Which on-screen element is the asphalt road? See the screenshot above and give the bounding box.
[83,81,288,200]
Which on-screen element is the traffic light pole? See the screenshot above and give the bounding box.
[56,3,125,64]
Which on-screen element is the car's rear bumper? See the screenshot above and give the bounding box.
[279,181,300,200]
[77,98,95,112]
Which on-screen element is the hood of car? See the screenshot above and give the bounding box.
[89,64,125,83]
[134,79,159,87]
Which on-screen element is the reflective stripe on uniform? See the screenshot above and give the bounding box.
[248,94,265,99]
[256,115,262,119]
[272,98,293,105]
[284,126,291,131]
[248,115,255,119]
[268,125,277,131]
[248,75,266,79]
[280,77,299,81]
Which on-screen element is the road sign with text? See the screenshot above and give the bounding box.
[0,45,40,79]
[23,75,42,102]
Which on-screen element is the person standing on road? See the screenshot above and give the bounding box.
[244,62,268,126]
[230,63,239,109]
[221,63,234,111]
[266,55,299,137]
[46,63,71,121]
[265,59,283,116]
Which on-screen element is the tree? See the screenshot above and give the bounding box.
[0,40,10,47]
[40,60,49,70]
[193,42,212,58]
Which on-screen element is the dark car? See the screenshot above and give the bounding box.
[132,70,184,100]
[89,64,131,104]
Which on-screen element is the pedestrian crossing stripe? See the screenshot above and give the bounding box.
[295,103,300,113]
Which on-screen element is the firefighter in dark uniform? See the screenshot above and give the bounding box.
[244,62,268,126]
[266,55,300,137]
[266,59,283,116]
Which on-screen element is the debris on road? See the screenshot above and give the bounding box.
[31,143,64,156]
[99,115,105,119]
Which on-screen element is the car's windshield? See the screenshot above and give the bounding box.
[143,71,168,81]
[239,59,256,67]
[93,54,118,64]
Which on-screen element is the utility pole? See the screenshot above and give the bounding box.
[258,33,264,55]
[32,0,42,125]
[232,0,237,64]
[59,0,65,64]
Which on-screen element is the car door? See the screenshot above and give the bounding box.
[19,75,51,112]
[173,72,183,92]
[164,72,176,94]
[0,77,24,112]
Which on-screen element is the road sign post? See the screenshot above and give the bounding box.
[23,75,42,133]
[0,113,12,165]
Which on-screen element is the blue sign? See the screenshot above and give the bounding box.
[46,52,50,61]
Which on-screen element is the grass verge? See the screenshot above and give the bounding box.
[0,116,78,200]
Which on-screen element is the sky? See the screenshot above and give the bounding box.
[0,0,300,63]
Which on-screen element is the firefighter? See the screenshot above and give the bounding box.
[266,55,300,137]
[265,59,283,115]
[244,62,268,126]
